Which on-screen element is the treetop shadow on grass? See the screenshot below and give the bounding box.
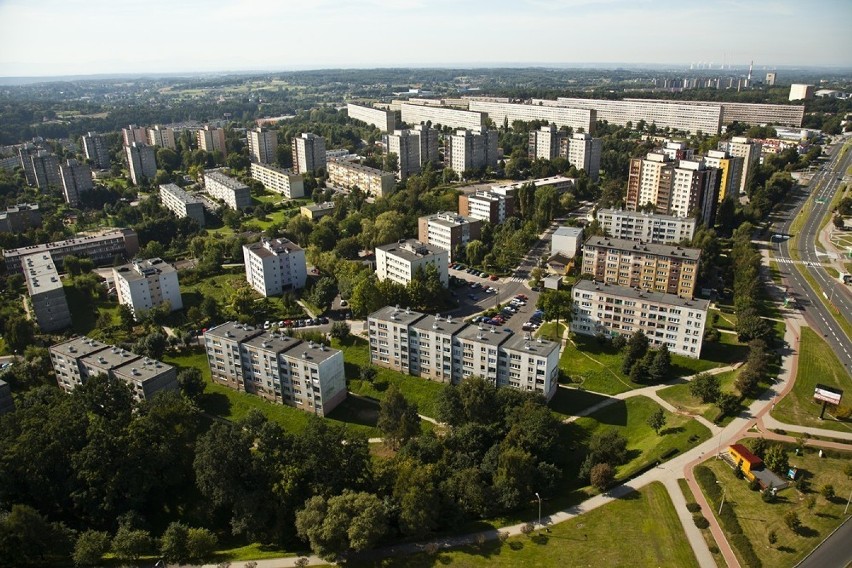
[586,398,628,427]
[200,391,232,416]
[548,387,613,418]
[327,396,380,429]
[660,426,685,436]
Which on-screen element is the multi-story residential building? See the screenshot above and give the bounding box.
[0,203,41,233]
[565,132,603,181]
[249,162,305,198]
[375,239,448,287]
[50,336,177,400]
[147,125,176,150]
[385,129,421,179]
[247,127,278,164]
[413,124,439,164]
[551,226,584,258]
[81,132,111,169]
[122,125,148,146]
[658,140,694,162]
[718,137,761,195]
[492,175,575,196]
[596,209,697,244]
[159,183,206,227]
[3,228,139,274]
[326,159,395,197]
[17,145,38,186]
[22,252,72,332]
[0,155,20,173]
[347,103,396,132]
[113,258,183,319]
[243,238,307,296]
[0,380,14,415]
[789,84,815,101]
[581,236,701,298]
[124,142,157,186]
[400,103,485,130]
[626,153,675,213]
[703,150,744,202]
[203,322,347,416]
[418,212,482,261]
[30,151,62,190]
[291,133,327,174]
[571,279,709,358]
[765,72,777,86]
[528,124,565,160]
[196,125,227,155]
[458,190,513,224]
[468,100,596,133]
[367,306,560,399]
[670,159,716,220]
[714,101,805,128]
[59,159,93,206]
[204,170,252,209]
[445,127,499,174]
[544,97,722,134]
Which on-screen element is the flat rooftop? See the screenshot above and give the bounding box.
[554,226,583,238]
[3,228,132,259]
[204,321,264,344]
[328,159,390,177]
[282,340,340,365]
[501,333,559,358]
[50,336,111,360]
[160,183,204,205]
[113,258,176,282]
[22,252,64,294]
[456,324,510,349]
[597,208,697,224]
[205,170,248,190]
[242,331,301,354]
[244,238,304,259]
[80,346,140,371]
[369,306,426,327]
[376,239,445,261]
[411,313,469,336]
[113,357,174,384]
[425,212,478,228]
[584,236,701,261]
[573,279,710,310]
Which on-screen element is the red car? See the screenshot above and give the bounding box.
[489,275,499,281]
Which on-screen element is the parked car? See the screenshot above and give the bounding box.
[490,275,499,281]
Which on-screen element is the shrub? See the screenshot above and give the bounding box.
[521,523,535,536]
[686,502,701,513]
[749,478,761,491]
[835,404,852,419]
[820,484,836,500]
[784,510,801,533]
[693,515,710,529]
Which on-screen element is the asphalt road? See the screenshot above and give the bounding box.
[774,139,852,371]
[796,515,852,568]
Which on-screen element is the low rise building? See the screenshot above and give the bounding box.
[551,226,583,258]
[50,336,177,400]
[159,183,206,227]
[327,159,395,197]
[204,170,252,210]
[203,322,346,416]
[571,279,708,358]
[375,239,448,287]
[3,228,139,274]
[596,209,696,244]
[249,162,305,198]
[459,190,513,224]
[243,238,307,296]
[0,203,41,233]
[113,258,183,319]
[300,201,336,221]
[418,212,482,261]
[22,252,72,332]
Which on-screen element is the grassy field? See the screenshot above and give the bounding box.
[180,272,306,322]
[354,482,698,568]
[700,445,852,568]
[64,281,125,338]
[657,370,737,423]
[772,327,852,432]
[536,322,566,342]
[677,478,725,567]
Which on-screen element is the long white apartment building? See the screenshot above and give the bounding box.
[458,190,513,224]
[59,159,93,206]
[159,183,206,227]
[243,238,307,296]
[204,170,252,209]
[542,97,722,134]
[385,129,421,179]
[417,212,482,261]
[50,336,177,401]
[566,132,603,181]
[400,103,486,130]
[247,127,278,164]
[203,322,346,416]
[492,175,575,195]
[22,252,72,332]
[717,137,761,194]
[367,306,560,399]
[125,142,157,186]
[571,279,708,358]
[446,127,499,174]
[197,125,226,155]
[327,159,395,197]
[375,239,448,287]
[113,258,183,319]
[596,208,696,244]
[347,103,396,132]
[469,100,596,133]
[249,162,305,198]
[147,125,176,150]
[291,133,327,174]
[3,228,139,274]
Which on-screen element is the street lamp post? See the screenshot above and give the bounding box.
[535,492,542,528]
[716,481,726,515]
[715,426,724,459]
[845,487,852,515]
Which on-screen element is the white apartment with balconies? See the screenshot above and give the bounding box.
[113,258,183,319]
[375,239,448,287]
[243,238,307,296]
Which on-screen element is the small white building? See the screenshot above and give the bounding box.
[243,238,307,297]
[112,258,183,319]
[375,239,448,287]
[551,226,584,258]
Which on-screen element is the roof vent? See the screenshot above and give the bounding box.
[524,342,531,350]
[302,351,308,359]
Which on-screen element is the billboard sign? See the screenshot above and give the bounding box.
[813,384,843,405]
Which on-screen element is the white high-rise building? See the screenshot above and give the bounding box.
[445,127,499,174]
[159,183,206,227]
[122,125,148,146]
[124,142,157,186]
[375,239,448,287]
[247,127,279,164]
[197,125,227,155]
[113,258,183,319]
[566,132,603,181]
[347,103,396,132]
[59,159,93,206]
[596,209,697,244]
[718,137,761,195]
[22,252,72,332]
[385,129,421,179]
[243,238,307,296]
[788,84,815,101]
[413,124,439,164]
[291,133,327,174]
[147,125,176,150]
[528,124,565,160]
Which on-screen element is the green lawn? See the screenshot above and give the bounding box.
[64,281,126,340]
[355,482,698,568]
[548,386,613,419]
[709,308,738,331]
[677,478,725,567]
[536,322,566,342]
[657,370,738,423]
[699,444,852,568]
[772,327,852,432]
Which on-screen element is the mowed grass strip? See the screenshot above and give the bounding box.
[353,482,698,568]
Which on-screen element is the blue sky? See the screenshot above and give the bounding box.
[0,0,850,76]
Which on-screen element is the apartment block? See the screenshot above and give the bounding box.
[367,306,560,399]
[459,191,513,224]
[571,279,708,358]
[300,201,336,221]
[418,212,482,261]
[414,124,439,164]
[596,208,696,244]
[658,141,694,162]
[147,125,176,150]
[400,103,485,130]
[468,100,596,133]
[291,133,327,174]
[247,127,278,164]
[82,132,111,169]
[529,124,565,160]
[125,142,157,185]
[113,258,183,319]
[197,125,227,155]
[204,170,252,209]
[670,159,718,221]
[385,129,421,179]
[326,159,395,198]
[716,101,804,127]
[375,239,448,287]
[551,226,584,257]
[122,125,148,146]
[22,252,72,332]
[249,162,305,198]
[3,228,139,274]
[789,84,815,101]
[50,336,177,401]
[492,175,575,196]
[159,183,206,227]
[0,203,41,233]
[565,132,603,181]
[203,322,346,416]
[446,128,499,174]
[243,238,307,297]
[0,156,19,173]
[18,145,38,185]
[59,159,93,206]
[717,137,761,194]
[581,236,701,298]
[347,103,396,132]
[703,150,744,202]
[31,151,62,190]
